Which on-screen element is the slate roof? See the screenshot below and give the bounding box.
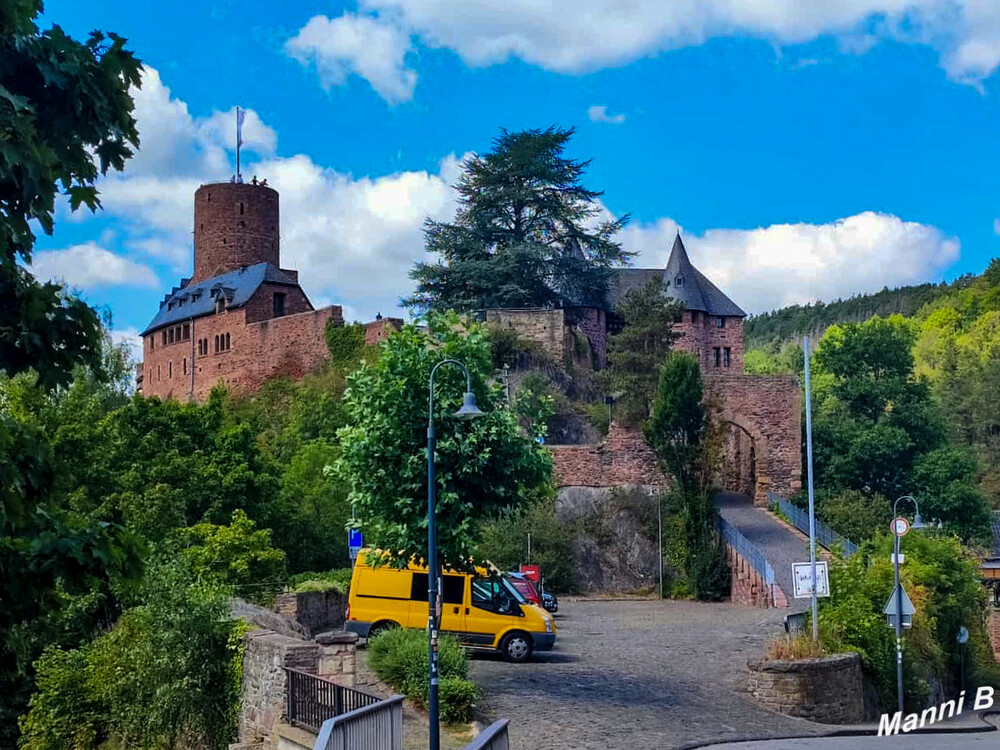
[608,234,746,317]
[141,262,299,335]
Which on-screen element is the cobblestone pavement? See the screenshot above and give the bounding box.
[716,492,810,611]
[470,599,828,750]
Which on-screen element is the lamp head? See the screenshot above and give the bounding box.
[454,391,485,420]
[911,512,927,530]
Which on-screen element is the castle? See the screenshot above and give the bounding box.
[137,180,342,401]
[137,180,799,505]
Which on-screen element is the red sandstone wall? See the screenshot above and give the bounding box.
[192,182,280,283]
[705,373,802,502]
[727,546,773,607]
[141,303,342,401]
[549,423,665,488]
[244,283,314,323]
[569,307,607,368]
[364,318,403,345]
[673,311,744,373]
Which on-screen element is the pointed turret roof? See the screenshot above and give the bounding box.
[608,234,746,317]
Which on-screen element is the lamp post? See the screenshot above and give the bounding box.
[892,494,926,715]
[427,359,484,750]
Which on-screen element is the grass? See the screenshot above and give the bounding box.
[763,633,829,661]
[288,567,352,595]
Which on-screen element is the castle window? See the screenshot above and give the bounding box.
[717,317,725,328]
[724,347,731,368]
[183,358,187,375]
[162,331,167,345]
[216,299,225,314]
[214,335,219,353]
[150,337,154,351]
[273,292,286,317]
[676,276,685,287]
[713,347,721,368]
[168,361,172,378]
[225,333,231,350]
[239,202,244,215]
[169,328,175,344]
[157,365,161,381]
[183,324,190,340]
[691,311,699,323]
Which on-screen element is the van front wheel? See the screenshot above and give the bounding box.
[499,632,533,663]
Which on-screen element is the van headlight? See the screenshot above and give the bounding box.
[545,619,553,633]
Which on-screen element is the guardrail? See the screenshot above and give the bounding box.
[463,719,510,750]
[716,514,776,604]
[284,668,382,734]
[767,491,858,558]
[313,695,404,750]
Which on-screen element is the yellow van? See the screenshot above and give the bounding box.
[345,551,556,662]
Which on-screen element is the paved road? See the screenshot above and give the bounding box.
[716,492,810,610]
[704,730,997,749]
[470,599,827,750]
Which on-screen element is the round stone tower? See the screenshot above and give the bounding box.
[192,181,279,283]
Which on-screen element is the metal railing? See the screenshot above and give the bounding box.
[313,695,404,750]
[767,491,858,559]
[717,513,776,594]
[463,720,510,750]
[284,668,382,734]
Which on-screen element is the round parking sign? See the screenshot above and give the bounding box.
[891,516,910,537]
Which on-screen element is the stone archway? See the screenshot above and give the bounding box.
[718,411,771,506]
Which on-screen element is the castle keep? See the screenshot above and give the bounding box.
[137,181,343,401]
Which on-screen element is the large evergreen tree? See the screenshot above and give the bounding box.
[405,127,632,312]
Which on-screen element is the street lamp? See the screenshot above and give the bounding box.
[427,359,484,750]
[892,494,926,715]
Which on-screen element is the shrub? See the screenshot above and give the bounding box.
[366,628,478,723]
[763,634,828,661]
[19,648,103,750]
[289,568,352,594]
[817,490,892,543]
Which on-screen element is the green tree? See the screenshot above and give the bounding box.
[603,277,682,424]
[337,312,551,568]
[177,510,287,606]
[645,352,729,599]
[406,127,631,312]
[1,1,141,389]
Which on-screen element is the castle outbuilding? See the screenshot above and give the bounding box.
[137,180,343,401]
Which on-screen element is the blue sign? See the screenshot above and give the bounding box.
[348,528,363,559]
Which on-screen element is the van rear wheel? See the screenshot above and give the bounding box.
[499,632,533,663]
[367,621,399,641]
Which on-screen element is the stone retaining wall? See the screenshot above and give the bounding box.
[549,423,665,489]
[274,589,346,637]
[747,653,864,724]
[726,546,773,608]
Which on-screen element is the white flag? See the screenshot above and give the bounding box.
[236,107,246,149]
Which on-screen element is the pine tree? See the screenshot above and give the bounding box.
[405,126,632,312]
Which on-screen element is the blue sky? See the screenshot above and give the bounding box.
[33,0,1000,356]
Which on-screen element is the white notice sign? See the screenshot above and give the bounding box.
[792,561,830,599]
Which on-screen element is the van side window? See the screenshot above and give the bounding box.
[410,572,428,602]
[471,577,496,611]
[442,575,465,605]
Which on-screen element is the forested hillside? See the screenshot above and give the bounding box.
[747,258,1000,516]
[744,276,975,348]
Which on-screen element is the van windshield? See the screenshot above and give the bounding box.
[501,576,526,604]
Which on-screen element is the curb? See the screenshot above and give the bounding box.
[677,710,1000,749]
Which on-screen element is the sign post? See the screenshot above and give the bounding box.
[348,527,363,562]
[803,336,819,643]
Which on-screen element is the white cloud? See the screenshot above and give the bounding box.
[110,327,144,363]
[85,67,962,324]
[285,13,417,104]
[588,105,626,124]
[622,212,960,314]
[350,0,1000,84]
[31,242,160,290]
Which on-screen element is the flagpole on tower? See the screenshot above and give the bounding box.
[235,106,245,183]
